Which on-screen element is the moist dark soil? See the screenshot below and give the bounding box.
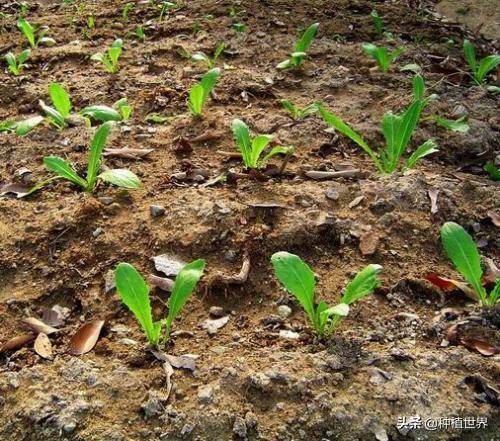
[0,1,499,440]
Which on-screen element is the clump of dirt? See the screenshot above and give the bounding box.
[0,1,499,440]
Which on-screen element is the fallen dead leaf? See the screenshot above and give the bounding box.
[305,169,361,180]
[0,183,31,198]
[348,195,364,208]
[425,273,478,301]
[446,323,499,357]
[0,334,35,353]
[428,188,439,214]
[103,148,154,160]
[67,320,104,355]
[34,333,53,359]
[42,305,70,327]
[487,211,500,228]
[359,231,380,256]
[151,350,197,371]
[23,317,58,335]
[148,274,174,292]
[163,360,174,400]
[201,316,230,335]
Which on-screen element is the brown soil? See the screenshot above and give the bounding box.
[0,1,499,440]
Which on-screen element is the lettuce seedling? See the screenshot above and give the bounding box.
[115,259,205,346]
[280,99,318,120]
[81,98,132,122]
[318,81,438,174]
[428,115,469,133]
[371,9,383,38]
[121,2,134,22]
[271,252,382,336]
[91,39,123,73]
[39,82,73,129]
[277,22,319,69]
[441,222,499,306]
[17,18,56,48]
[188,68,220,116]
[5,49,30,76]
[232,119,293,169]
[463,39,500,86]
[484,162,500,181]
[191,43,225,69]
[43,122,140,192]
[159,1,177,21]
[362,43,402,73]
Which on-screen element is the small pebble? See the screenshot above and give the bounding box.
[150,205,166,217]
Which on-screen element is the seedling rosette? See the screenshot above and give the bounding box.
[17,18,55,48]
[277,22,319,69]
[91,39,123,73]
[188,68,220,116]
[463,39,500,87]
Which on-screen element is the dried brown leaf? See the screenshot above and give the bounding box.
[34,333,53,359]
[348,195,364,208]
[23,317,58,335]
[0,333,35,353]
[487,211,500,228]
[148,274,174,292]
[67,320,104,355]
[428,188,439,214]
[103,148,154,160]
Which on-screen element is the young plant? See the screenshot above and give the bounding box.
[463,39,500,86]
[277,22,319,69]
[17,18,55,48]
[81,98,132,123]
[232,119,293,169]
[271,252,382,336]
[39,82,73,129]
[484,162,500,181]
[159,1,177,21]
[362,43,402,73]
[318,76,438,174]
[5,49,30,76]
[121,2,134,22]
[188,68,220,116]
[91,39,123,73]
[129,26,146,42]
[370,9,383,38]
[441,222,499,306]
[43,122,140,192]
[427,115,469,133]
[232,23,246,33]
[280,99,318,120]
[191,43,225,69]
[114,259,206,346]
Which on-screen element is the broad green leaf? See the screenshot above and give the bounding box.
[43,156,87,188]
[322,303,350,318]
[441,222,487,303]
[295,23,319,53]
[115,98,132,119]
[18,48,30,64]
[486,85,500,93]
[86,121,113,189]
[0,121,17,132]
[400,63,422,74]
[412,74,425,101]
[80,105,122,122]
[199,67,220,102]
[17,18,35,48]
[187,84,204,115]
[490,279,500,304]
[342,264,382,304]
[99,169,140,189]
[276,58,292,69]
[476,55,500,84]
[406,139,438,168]
[371,10,383,36]
[318,105,382,171]
[271,252,316,326]
[232,119,252,167]
[38,36,55,46]
[115,263,161,346]
[431,115,469,132]
[463,39,477,72]
[261,145,294,166]
[484,162,500,181]
[165,259,206,336]
[250,134,273,166]
[5,52,17,69]
[49,83,71,117]
[280,99,297,117]
[39,101,65,128]
[15,116,44,136]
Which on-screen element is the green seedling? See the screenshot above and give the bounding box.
[280,99,318,120]
[484,162,500,181]
[370,9,383,37]
[232,23,246,33]
[19,2,29,16]
[427,115,469,132]
[191,43,225,69]
[114,259,205,346]
[17,18,56,48]
[159,1,177,21]
[81,98,132,123]
[362,43,402,73]
[232,119,293,169]
[441,222,499,306]
[38,82,73,129]
[277,22,319,69]
[188,68,220,116]
[463,39,500,86]
[91,39,123,73]
[5,49,30,75]
[145,113,170,124]
[122,2,134,21]
[87,15,95,30]
[129,25,146,42]
[318,75,437,174]
[271,252,382,336]
[43,122,140,192]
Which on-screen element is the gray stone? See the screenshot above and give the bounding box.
[197,385,214,403]
[233,416,247,438]
[277,305,292,319]
[150,205,166,217]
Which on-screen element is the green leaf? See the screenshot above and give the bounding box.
[280,99,297,118]
[115,263,161,346]
[39,101,65,128]
[17,18,35,48]
[342,264,382,304]
[486,85,500,93]
[295,22,319,53]
[463,39,477,72]
[489,279,500,305]
[43,156,87,188]
[431,115,469,132]
[232,118,252,167]
[412,74,425,101]
[484,162,500,181]
[276,58,292,69]
[38,36,55,46]
[371,10,383,36]
[476,55,500,84]
[165,259,206,337]
[0,121,17,132]
[322,303,350,318]
[318,105,382,172]
[271,252,316,328]
[400,63,422,74]
[49,83,71,117]
[250,134,273,166]
[15,116,44,136]
[441,222,487,304]
[406,139,438,169]
[115,98,132,120]
[261,145,294,166]
[86,122,113,189]
[188,68,220,115]
[18,48,30,64]
[99,169,140,189]
[80,105,122,122]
